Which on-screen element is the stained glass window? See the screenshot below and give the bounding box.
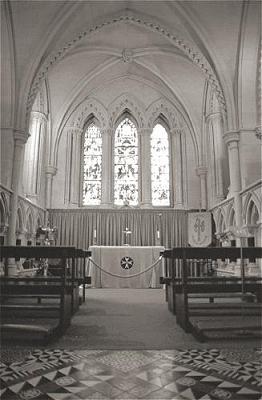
[151,123,170,206]
[114,117,138,206]
[82,123,102,205]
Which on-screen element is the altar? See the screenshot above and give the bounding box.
[88,246,165,288]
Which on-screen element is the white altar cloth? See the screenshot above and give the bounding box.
[88,246,164,288]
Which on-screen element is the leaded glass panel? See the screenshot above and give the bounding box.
[83,124,102,205]
[114,118,138,206]
[151,124,170,206]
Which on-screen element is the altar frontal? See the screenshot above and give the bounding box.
[88,246,164,288]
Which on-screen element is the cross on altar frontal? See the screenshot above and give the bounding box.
[123,227,132,245]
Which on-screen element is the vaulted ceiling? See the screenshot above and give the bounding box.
[2,1,260,137]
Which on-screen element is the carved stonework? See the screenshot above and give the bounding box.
[147,98,183,130]
[122,49,133,63]
[109,95,145,128]
[69,99,108,130]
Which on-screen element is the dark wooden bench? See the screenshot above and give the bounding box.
[161,247,262,341]
[0,246,84,342]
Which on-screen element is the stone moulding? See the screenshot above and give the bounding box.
[26,13,226,116]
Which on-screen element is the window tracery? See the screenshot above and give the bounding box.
[82,116,173,207]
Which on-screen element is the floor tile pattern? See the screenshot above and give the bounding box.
[0,349,261,400]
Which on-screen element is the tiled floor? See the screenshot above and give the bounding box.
[1,348,261,399]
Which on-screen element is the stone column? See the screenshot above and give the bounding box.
[207,112,226,202]
[8,130,28,246]
[223,130,242,227]
[101,128,113,207]
[140,128,152,208]
[196,166,207,210]
[45,165,57,209]
[170,128,183,208]
[24,111,47,197]
[69,128,82,206]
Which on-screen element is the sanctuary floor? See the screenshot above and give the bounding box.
[1,289,261,399]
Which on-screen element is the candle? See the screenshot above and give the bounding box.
[94,229,97,239]
[157,230,160,239]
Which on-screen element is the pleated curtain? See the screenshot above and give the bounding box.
[49,209,188,250]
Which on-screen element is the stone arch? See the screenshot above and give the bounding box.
[227,204,236,229]
[16,204,25,237]
[146,98,181,131]
[244,196,260,227]
[26,11,225,123]
[0,192,9,235]
[242,192,261,225]
[25,208,35,241]
[109,94,145,129]
[68,98,108,130]
[35,213,44,231]
[214,208,227,234]
[54,98,108,167]
[146,98,199,164]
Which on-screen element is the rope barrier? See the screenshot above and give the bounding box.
[88,255,163,278]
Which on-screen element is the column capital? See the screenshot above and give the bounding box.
[223,130,240,145]
[170,127,183,136]
[205,111,222,122]
[196,166,208,176]
[31,111,47,123]
[67,126,83,136]
[13,130,29,145]
[45,165,57,176]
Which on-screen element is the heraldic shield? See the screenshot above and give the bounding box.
[188,212,212,247]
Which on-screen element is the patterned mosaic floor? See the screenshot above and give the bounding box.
[0,349,261,400]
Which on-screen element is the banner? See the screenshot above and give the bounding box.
[188,212,212,247]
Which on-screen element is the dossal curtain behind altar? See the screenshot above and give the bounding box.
[48,209,188,249]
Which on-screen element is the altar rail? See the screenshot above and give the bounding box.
[161,247,262,341]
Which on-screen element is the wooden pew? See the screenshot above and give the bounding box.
[161,247,262,341]
[0,246,79,343]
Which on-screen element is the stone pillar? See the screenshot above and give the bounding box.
[8,130,28,246]
[140,128,152,208]
[69,128,82,206]
[196,166,207,210]
[24,111,47,198]
[45,165,57,209]
[207,113,226,202]
[101,129,113,207]
[223,130,242,227]
[170,128,183,208]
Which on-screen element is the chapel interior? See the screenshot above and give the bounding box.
[1,1,262,399]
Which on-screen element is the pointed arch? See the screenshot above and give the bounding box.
[109,94,145,129]
[146,98,199,165]
[242,192,261,225]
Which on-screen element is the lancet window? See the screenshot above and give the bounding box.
[114,117,139,206]
[150,123,170,206]
[82,123,102,205]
